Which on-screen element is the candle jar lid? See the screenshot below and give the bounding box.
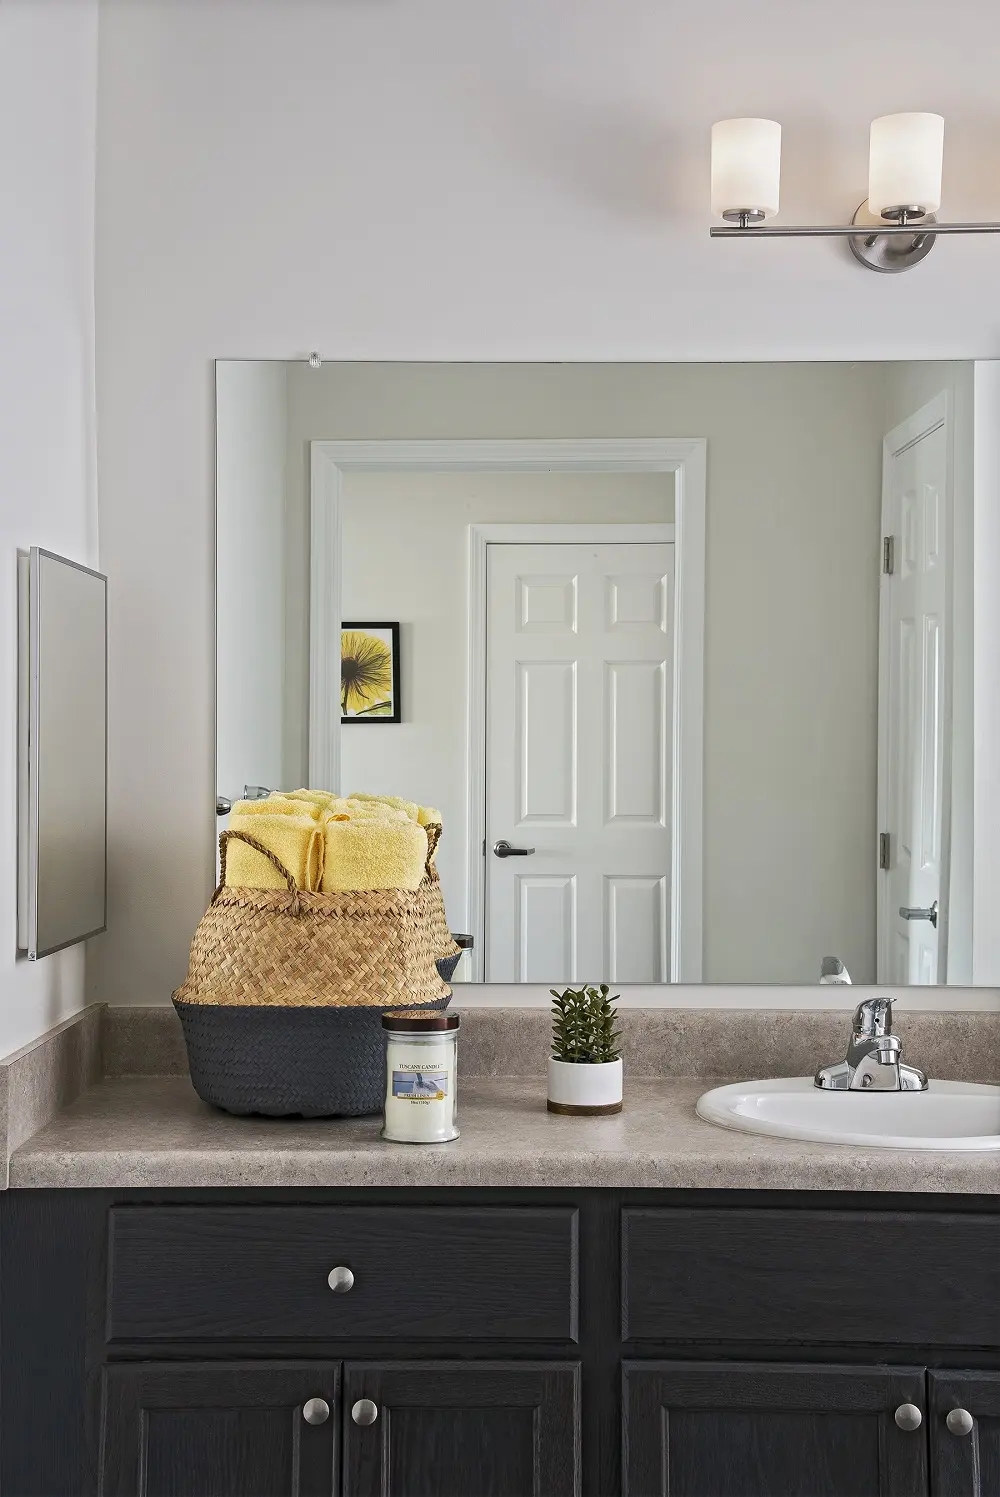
[382,1010,460,1033]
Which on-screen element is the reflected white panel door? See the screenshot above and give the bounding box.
[880,412,949,984]
[486,542,673,982]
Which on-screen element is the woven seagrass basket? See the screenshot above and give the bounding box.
[173,827,461,1117]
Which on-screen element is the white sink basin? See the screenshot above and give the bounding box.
[696,1077,1000,1150]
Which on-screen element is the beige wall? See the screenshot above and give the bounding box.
[278,362,887,986]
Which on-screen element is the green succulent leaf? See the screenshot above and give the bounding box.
[550,983,621,1064]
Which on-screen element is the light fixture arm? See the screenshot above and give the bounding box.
[710,220,1000,238]
[712,208,1000,273]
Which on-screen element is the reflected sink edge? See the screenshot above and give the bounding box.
[695,1077,1000,1151]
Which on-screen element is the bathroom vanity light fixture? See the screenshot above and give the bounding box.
[710,113,1000,272]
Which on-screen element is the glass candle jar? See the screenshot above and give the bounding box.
[381,1011,460,1143]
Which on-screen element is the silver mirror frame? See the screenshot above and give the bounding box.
[17,547,108,960]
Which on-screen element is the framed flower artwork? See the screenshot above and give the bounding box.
[340,622,401,723]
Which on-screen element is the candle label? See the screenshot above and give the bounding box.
[392,1066,449,1102]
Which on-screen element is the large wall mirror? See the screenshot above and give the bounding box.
[216,360,986,989]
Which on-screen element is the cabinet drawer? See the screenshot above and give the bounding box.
[622,1208,1000,1346]
[107,1205,578,1343]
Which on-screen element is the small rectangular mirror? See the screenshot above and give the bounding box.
[18,548,108,959]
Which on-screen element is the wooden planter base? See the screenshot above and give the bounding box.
[546,1098,623,1116]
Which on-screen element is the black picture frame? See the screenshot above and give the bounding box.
[340,621,401,724]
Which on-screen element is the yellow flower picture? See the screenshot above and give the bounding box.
[341,622,401,722]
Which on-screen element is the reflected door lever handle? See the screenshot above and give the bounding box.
[493,840,536,858]
[899,900,939,928]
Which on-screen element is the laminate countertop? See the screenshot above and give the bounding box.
[9,1074,1000,1192]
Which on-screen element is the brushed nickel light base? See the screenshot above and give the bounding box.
[720,208,768,226]
[848,200,937,274]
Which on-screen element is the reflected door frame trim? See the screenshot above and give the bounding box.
[309,437,706,985]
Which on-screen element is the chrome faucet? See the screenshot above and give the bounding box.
[815,997,928,1092]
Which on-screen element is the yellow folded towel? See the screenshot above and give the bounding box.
[283,788,338,812]
[321,818,428,892]
[226,812,324,892]
[416,806,442,827]
[325,797,409,823]
[349,792,421,822]
[231,795,323,820]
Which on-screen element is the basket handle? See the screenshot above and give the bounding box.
[216,829,299,901]
[424,822,443,877]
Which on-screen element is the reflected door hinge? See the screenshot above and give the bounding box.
[879,831,891,870]
[883,535,895,576]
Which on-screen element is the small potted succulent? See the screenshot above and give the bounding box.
[547,984,623,1115]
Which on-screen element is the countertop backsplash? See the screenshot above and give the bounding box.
[99,1003,1000,1086]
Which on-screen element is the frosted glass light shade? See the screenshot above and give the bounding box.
[869,113,944,216]
[711,118,781,218]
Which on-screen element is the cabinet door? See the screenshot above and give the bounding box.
[929,1371,1000,1495]
[623,1362,927,1497]
[342,1360,580,1497]
[99,1363,339,1497]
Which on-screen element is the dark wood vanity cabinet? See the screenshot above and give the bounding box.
[341,1361,580,1497]
[929,1372,1000,1497]
[4,1187,1000,1497]
[98,1359,579,1497]
[623,1363,928,1496]
[99,1363,342,1497]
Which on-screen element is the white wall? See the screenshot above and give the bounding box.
[0,0,99,1056]
[93,0,1000,1008]
[216,361,288,808]
[97,0,1000,364]
[338,470,672,933]
[0,0,100,1053]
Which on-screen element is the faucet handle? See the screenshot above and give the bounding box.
[853,997,894,1038]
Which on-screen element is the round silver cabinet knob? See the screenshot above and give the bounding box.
[352,1398,379,1427]
[895,1404,923,1432]
[327,1265,355,1293]
[947,1408,975,1437]
[302,1398,330,1426]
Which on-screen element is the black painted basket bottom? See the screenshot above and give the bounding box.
[174,992,450,1119]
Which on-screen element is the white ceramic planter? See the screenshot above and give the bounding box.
[547,1057,623,1116]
